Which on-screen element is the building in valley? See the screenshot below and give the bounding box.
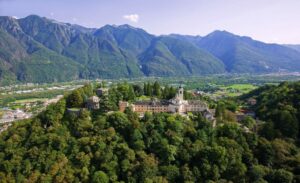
[119,87,214,120]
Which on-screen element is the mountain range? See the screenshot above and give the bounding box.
[285,44,300,53]
[1,15,300,85]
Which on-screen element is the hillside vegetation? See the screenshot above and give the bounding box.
[0,15,223,85]
[241,81,300,140]
[0,82,299,182]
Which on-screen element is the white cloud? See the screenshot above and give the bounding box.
[123,14,139,23]
[50,12,54,17]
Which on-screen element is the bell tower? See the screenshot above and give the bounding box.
[177,86,184,101]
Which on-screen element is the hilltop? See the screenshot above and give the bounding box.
[0,81,299,182]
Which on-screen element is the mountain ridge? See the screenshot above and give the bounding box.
[1,15,300,85]
[284,44,300,53]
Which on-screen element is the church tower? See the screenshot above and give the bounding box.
[176,86,184,101]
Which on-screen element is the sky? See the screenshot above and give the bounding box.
[0,0,300,44]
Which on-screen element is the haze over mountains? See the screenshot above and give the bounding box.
[1,15,300,84]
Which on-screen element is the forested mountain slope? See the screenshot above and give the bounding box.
[0,16,81,84]
[196,31,300,73]
[0,82,299,182]
[139,36,225,76]
[241,81,300,140]
[1,15,300,85]
[0,15,224,85]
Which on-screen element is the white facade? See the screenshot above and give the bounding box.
[87,96,100,110]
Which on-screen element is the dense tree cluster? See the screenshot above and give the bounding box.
[242,81,300,140]
[66,84,94,108]
[0,82,299,182]
[142,82,177,99]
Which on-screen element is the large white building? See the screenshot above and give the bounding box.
[119,87,214,120]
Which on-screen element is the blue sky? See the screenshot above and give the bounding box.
[0,0,300,44]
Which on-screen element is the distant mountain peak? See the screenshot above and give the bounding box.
[207,30,236,37]
[207,30,256,42]
[101,24,138,30]
[23,14,41,19]
[169,33,202,39]
[21,14,49,22]
[118,24,136,29]
[1,14,300,85]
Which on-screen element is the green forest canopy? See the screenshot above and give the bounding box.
[0,82,299,182]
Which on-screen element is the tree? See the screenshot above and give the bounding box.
[153,81,161,97]
[215,102,226,120]
[82,84,94,98]
[249,165,267,182]
[92,171,109,183]
[72,109,93,136]
[127,85,136,101]
[39,99,66,127]
[80,167,89,182]
[133,84,144,97]
[256,138,275,166]
[168,87,177,99]
[194,145,228,181]
[143,83,148,96]
[158,139,177,163]
[273,110,298,139]
[260,122,277,140]
[217,123,240,139]
[136,153,159,182]
[224,100,238,112]
[241,116,256,130]
[162,86,170,99]
[266,169,293,183]
[180,164,195,182]
[67,90,83,108]
[223,110,237,122]
[100,94,115,112]
[184,90,193,100]
[107,112,131,138]
[160,165,179,182]
[146,82,152,96]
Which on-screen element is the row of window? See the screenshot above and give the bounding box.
[134,105,168,112]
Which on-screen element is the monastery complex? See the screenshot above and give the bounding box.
[119,87,214,120]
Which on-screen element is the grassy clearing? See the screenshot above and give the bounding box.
[214,84,258,97]
[136,95,151,101]
[221,84,257,90]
